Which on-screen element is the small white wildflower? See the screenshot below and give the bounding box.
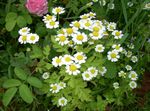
[95,44,105,53]
[88,67,98,77]
[18,27,30,35]
[42,72,49,79]
[99,67,107,76]
[129,71,138,81]
[58,97,67,106]
[113,82,119,89]
[82,71,93,81]
[58,82,66,89]
[112,30,123,39]
[66,63,80,75]
[52,56,63,67]
[108,3,115,9]
[125,65,132,71]
[107,50,120,62]
[73,52,87,64]
[131,56,138,63]
[118,71,126,78]
[52,7,65,15]
[50,83,61,93]
[129,81,137,89]
[27,33,39,44]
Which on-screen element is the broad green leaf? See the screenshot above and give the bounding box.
[30,45,43,59]
[5,20,16,31]
[5,12,17,22]
[14,67,28,80]
[3,79,21,88]
[17,16,27,27]
[27,76,43,88]
[2,87,17,107]
[25,14,32,24]
[19,84,33,104]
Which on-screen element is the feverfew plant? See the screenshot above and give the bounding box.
[17,6,143,111]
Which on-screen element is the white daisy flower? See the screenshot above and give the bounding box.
[129,81,137,89]
[90,31,103,40]
[144,3,150,10]
[118,71,126,78]
[55,34,69,46]
[63,27,78,36]
[129,71,138,81]
[125,51,132,58]
[131,56,138,63]
[62,54,74,65]
[73,52,87,64]
[107,50,120,62]
[88,12,96,18]
[80,14,89,19]
[52,56,63,67]
[80,19,93,30]
[113,82,119,89]
[18,27,30,35]
[50,83,61,93]
[112,44,123,52]
[87,67,98,77]
[66,63,80,75]
[72,32,88,44]
[89,24,105,33]
[82,71,93,81]
[95,44,105,53]
[27,33,39,44]
[42,72,49,79]
[46,20,59,29]
[70,21,82,29]
[99,67,107,76]
[68,40,74,47]
[112,30,123,39]
[52,7,65,15]
[18,35,28,44]
[125,65,132,71]
[43,14,56,23]
[107,22,116,31]
[108,3,115,9]
[58,97,67,106]
[58,82,66,89]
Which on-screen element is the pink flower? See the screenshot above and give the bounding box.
[25,0,48,16]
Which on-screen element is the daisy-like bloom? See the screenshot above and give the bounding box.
[43,14,56,23]
[72,32,88,44]
[55,34,69,46]
[52,7,65,15]
[80,14,89,19]
[58,97,67,106]
[58,82,66,89]
[125,51,132,58]
[125,65,132,71]
[107,50,120,62]
[66,63,80,75]
[118,71,126,78]
[68,40,74,47]
[144,3,150,10]
[82,71,93,81]
[112,30,123,39]
[99,67,107,76]
[70,21,81,29]
[27,33,39,44]
[127,43,134,49]
[121,49,127,55]
[89,24,105,32]
[113,82,119,89]
[50,83,61,93]
[63,27,78,36]
[90,31,103,40]
[95,44,105,53]
[80,19,93,30]
[62,54,74,65]
[88,12,96,18]
[131,56,138,63]
[129,81,137,89]
[18,35,28,44]
[108,3,115,9]
[112,44,123,52]
[45,20,59,29]
[107,22,116,31]
[52,56,63,67]
[18,27,30,35]
[73,52,87,64]
[42,72,49,79]
[128,71,138,81]
[87,67,98,77]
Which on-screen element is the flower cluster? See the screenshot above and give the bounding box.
[50,82,66,93]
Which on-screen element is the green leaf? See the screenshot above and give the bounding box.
[17,16,27,27]
[14,67,28,80]
[2,87,17,107]
[5,12,17,22]
[19,84,33,104]
[3,79,21,88]
[27,76,43,88]
[25,14,32,24]
[43,45,50,57]
[5,20,16,31]
[30,45,43,59]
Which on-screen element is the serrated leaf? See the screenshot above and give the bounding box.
[2,87,17,107]
[30,45,43,59]
[27,76,43,88]
[3,79,21,88]
[43,45,50,57]
[14,67,28,80]
[17,16,27,27]
[5,20,16,31]
[19,84,33,104]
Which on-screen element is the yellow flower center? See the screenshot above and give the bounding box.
[66,28,73,34]
[90,69,95,74]
[131,74,136,78]
[115,45,120,50]
[74,22,80,27]
[56,8,61,13]
[110,53,117,58]
[22,29,27,32]
[115,32,121,36]
[69,64,77,71]
[59,35,66,42]
[30,36,35,41]
[77,55,83,60]
[82,15,88,19]
[56,58,61,64]
[69,40,73,45]
[76,35,84,41]
[49,21,55,26]
[98,47,102,51]
[60,100,65,104]
[22,35,27,41]
[85,22,91,27]
[93,32,99,37]
[85,73,90,78]
[93,26,100,32]
[46,15,52,20]
[52,86,57,90]
[65,57,71,62]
